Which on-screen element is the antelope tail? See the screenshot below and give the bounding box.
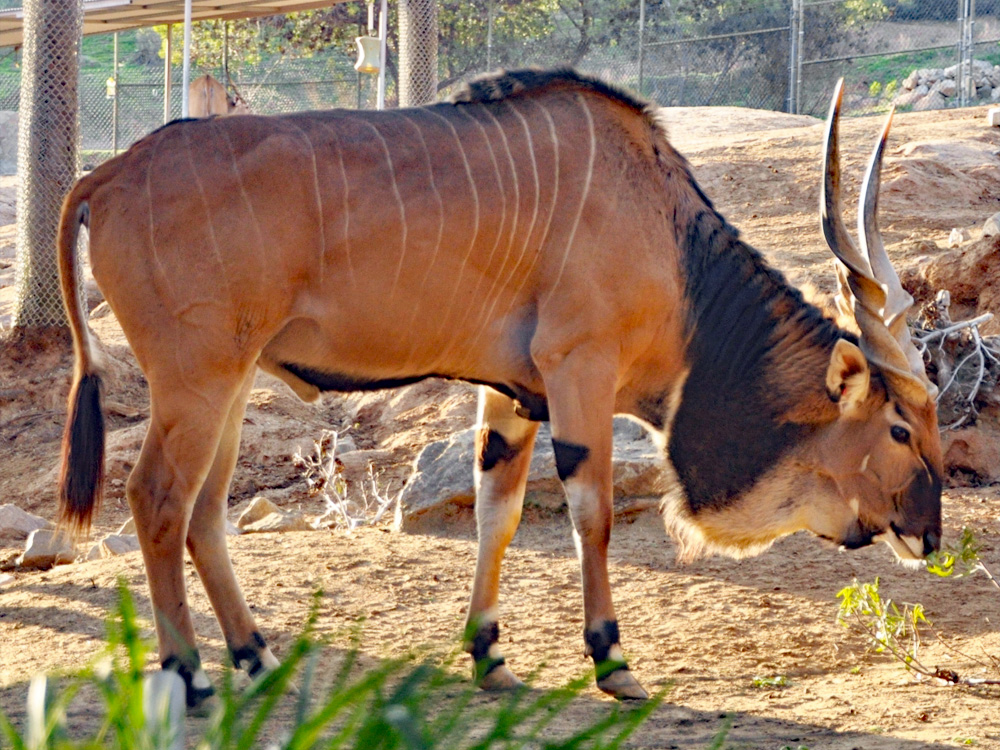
[57,186,104,535]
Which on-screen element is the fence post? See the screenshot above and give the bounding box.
[487,0,495,71]
[112,31,119,156]
[787,0,798,112]
[959,0,975,106]
[164,24,172,123]
[638,0,646,96]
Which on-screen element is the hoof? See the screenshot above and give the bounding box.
[188,690,219,718]
[596,667,648,701]
[477,663,525,691]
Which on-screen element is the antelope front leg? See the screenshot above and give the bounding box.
[465,387,539,690]
[538,346,648,700]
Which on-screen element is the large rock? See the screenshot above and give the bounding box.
[943,424,1000,485]
[931,79,957,98]
[17,529,75,570]
[236,497,282,528]
[101,534,141,557]
[241,511,313,533]
[901,235,1000,335]
[0,505,52,537]
[983,212,1000,238]
[913,91,947,111]
[237,496,313,533]
[400,418,669,528]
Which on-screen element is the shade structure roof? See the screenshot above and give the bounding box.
[0,0,349,49]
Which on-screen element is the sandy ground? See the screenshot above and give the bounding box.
[1,103,1000,748]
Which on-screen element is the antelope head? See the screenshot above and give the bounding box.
[810,80,943,562]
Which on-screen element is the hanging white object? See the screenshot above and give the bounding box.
[354,36,381,73]
[355,1,381,74]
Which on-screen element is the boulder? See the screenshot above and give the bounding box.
[399,418,668,529]
[943,425,1000,485]
[901,235,1000,334]
[240,511,314,533]
[983,212,1000,238]
[116,516,240,539]
[0,504,52,537]
[99,534,141,557]
[236,496,282,528]
[903,70,920,90]
[913,91,947,111]
[948,228,972,248]
[17,529,75,570]
[893,89,924,108]
[0,573,13,588]
[931,79,957,98]
[973,59,994,77]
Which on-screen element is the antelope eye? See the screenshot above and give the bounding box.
[890,425,911,444]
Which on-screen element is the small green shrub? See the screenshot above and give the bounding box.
[836,528,1000,686]
[0,583,667,749]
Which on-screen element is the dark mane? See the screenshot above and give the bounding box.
[669,206,848,512]
[452,67,659,124]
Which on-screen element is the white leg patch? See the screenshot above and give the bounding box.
[259,648,281,672]
[192,668,212,691]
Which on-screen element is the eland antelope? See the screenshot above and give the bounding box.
[189,73,250,118]
[57,69,942,705]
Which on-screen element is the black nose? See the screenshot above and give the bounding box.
[923,529,941,556]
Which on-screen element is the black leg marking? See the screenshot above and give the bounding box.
[229,631,269,678]
[162,654,214,708]
[466,620,505,682]
[584,620,629,680]
[477,428,520,473]
[552,439,590,482]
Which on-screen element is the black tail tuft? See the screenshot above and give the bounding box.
[59,371,105,535]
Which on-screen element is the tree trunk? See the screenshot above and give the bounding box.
[12,0,83,329]
[398,0,438,107]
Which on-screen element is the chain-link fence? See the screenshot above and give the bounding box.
[5,0,997,167]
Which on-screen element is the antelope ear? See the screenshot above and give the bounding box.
[827,339,870,412]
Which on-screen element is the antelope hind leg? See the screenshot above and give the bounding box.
[465,387,539,690]
[185,367,280,685]
[127,369,252,709]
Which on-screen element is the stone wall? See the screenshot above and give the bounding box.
[895,60,1000,111]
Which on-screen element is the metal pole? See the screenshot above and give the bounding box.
[164,23,172,122]
[112,31,118,155]
[182,0,192,117]
[638,0,646,95]
[795,0,804,115]
[357,12,363,108]
[959,0,966,106]
[487,0,494,70]
[377,0,387,109]
[787,0,798,113]
[223,20,229,84]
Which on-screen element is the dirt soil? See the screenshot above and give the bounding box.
[2,104,1000,749]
